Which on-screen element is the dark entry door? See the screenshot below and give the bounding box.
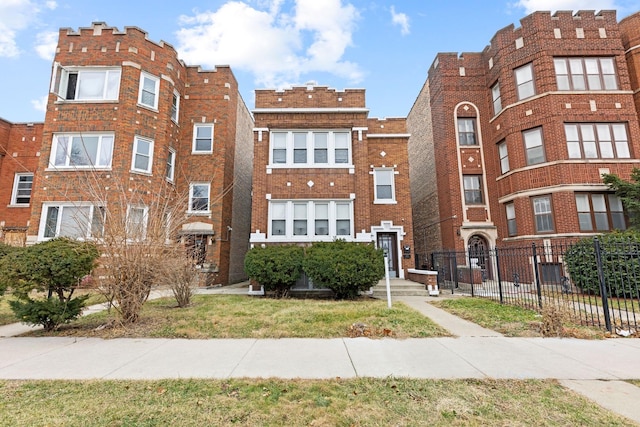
[377,233,398,278]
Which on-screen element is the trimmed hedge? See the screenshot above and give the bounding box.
[564,231,640,297]
[303,240,384,299]
[244,245,304,298]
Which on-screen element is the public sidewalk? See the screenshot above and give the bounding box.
[1,281,640,423]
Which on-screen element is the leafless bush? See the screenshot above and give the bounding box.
[540,301,573,337]
[157,252,200,307]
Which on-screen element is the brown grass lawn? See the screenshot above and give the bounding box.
[25,294,450,339]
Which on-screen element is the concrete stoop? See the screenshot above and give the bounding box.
[370,279,431,298]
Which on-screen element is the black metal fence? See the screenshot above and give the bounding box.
[430,238,640,333]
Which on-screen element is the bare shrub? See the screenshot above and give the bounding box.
[157,252,200,307]
[540,301,572,337]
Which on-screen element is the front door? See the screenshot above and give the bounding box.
[377,233,398,278]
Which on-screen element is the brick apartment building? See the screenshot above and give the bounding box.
[0,118,42,246]
[0,22,254,285]
[408,10,640,270]
[250,84,415,284]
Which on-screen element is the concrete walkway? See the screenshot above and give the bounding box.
[1,281,640,423]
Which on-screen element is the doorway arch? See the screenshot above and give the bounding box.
[468,234,491,280]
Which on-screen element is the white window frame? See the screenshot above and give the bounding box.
[533,195,554,233]
[564,123,630,159]
[498,141,509,174]
[268,200,353,241]
[10,173,33,206]
[554,57,618,91]
[38,202,105,241]
[126,205,148,241]
[505,203,517,237]
[515,63,535,100]
[457,118,477,146]
[189,182,211,214]
[131,136,154,174]
[171,90,180,122]
[491,82,502,115]
[373,168,397,204]
[49,133,114,170]
[192,124,214,154]
[137,72,160,110]
[463,175,483,205]
[523,127,545,165]
[269,130,352,167]
[51,64,121,101]
[166,148,176,182]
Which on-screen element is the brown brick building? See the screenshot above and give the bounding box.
[408,10,640,271]
[0,118,42,246]
[6,22,254,285]
[250,84,414,284]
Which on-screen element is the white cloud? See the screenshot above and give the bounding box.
[34,30,57,60]
[0,0,36,57]
[513,0,617,14]
[31,95,48,113]
[0,0,56,58]
[390,5,410,35]
[176,0,362,89]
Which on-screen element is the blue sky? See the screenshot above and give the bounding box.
[2,0,640,123]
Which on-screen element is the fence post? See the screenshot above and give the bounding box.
[452,252,458,295]
[594,237,612,333]
[495,247,504,304]
[467,249,475,297]
[532,243,543,309]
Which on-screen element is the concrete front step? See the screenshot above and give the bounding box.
[370,282,431,297]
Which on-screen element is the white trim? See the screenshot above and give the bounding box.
[49,132,114,169]
[498,183,610,204]
[252,107,369,114]
[10,173,33,206]
[165,147,176,182]
[192,123,214,154]
[188,182,211,214]
[38,202,105,241]
[366,133,411,138]
[372,167,396,204]
[268,130,352,167]
[126,204,149,241]
[137,71,160,110]
[131,136,154,174]
[371,221,406,279]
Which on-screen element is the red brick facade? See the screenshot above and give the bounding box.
[0,23,253,285]
[408,10,640,266]
[0,118,42,246]
[250,85,414,279]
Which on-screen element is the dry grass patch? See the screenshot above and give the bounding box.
[0,378,634,426]
[24,295,449,339]
[431,297,606,338]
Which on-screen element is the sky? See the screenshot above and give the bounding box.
[2,0,640,123]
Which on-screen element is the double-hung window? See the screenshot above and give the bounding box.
[138,72,160,109]
[576,193,626,231]
[171,91,180,122]
[11,173,33,205]
[52,65,121,101]
[269,131,351,166]
[40,203,105,240]
[523,127,545,165]
[269,201,352,239]
[564,123,630,159]
[126,205,148,240]
[554,57,617,91]
[457,118,477,145]
[498,141,509,174]
[491,82,502,115]
[50,133,114,169]
[193,124,214,153]
[463,175,483,205]
[515,63,535,100]
[131,136,154,174]
[189,183,210,213]
[166,148,176,182]
[374,168,396,203]
[532,196,554,233]
[506,203,517,236]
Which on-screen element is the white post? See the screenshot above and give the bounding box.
[384,252,392,308]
